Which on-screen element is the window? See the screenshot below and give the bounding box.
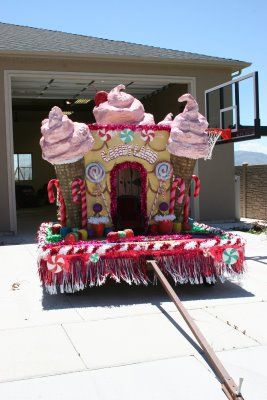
[14,154,32,181]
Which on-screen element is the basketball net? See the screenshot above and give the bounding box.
[205,128,223,160]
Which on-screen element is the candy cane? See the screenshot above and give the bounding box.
[47,179,66,225]
[191,175,201,197]
[71,178,87,229]
[58,192,66,227]
[183,175,200,224]
[47,179,57,203]
[183,195,190,225]
[97,183,112,221]
[169,177,185,214]
[148,180,164,223]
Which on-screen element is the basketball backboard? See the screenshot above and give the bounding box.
[205,71,267,144]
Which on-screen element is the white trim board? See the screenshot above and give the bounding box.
[4,69,197,234]
[4,70,17,233]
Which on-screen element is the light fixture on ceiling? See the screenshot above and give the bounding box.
[74,98,91,105]
[65,100,72,105]
[62,111,74,116]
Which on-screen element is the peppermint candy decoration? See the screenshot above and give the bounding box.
[141,129,155,143]
[85,162,105,183]
[155,162,173,181]
[120,129,134,143]
[47,254,66,274]
[98,129,115,142]
[222,248,239,265]
[90,253,100,263]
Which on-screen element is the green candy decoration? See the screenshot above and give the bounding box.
[120,129,134,143]
[118,231,126,238]
[46,233,62,243]
[222,248,239,265]
[90,253,100,263]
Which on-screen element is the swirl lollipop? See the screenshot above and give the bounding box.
[148,162,173,225]
[85,162,105,183]
[155,162,173,181]
[85,162,111,220]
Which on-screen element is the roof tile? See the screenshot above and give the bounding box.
[0,22,248,66]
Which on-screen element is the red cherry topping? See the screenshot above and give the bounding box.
[94,91,108,106]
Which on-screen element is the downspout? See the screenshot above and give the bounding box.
[231,70,242,78]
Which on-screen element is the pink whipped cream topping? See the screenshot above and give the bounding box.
[138,112,155,125]
[93,84,155,125]
[167,94,209,159]
[40,106,94,164]
[158,113,173,126]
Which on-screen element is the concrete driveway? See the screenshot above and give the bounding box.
[0,227,266,400]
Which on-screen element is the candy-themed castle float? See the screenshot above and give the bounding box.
[37,85,245,294]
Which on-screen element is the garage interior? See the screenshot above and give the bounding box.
[11,74,188,235]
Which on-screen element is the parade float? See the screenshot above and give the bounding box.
[37,85,245,294]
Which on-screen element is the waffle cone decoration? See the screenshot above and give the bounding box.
[166,94,209,222]
[40,106,94,228]
[54,159,84,228]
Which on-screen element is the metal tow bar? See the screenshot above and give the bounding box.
[147,260,245,400]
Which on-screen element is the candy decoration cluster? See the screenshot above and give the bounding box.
[107,229,134,242]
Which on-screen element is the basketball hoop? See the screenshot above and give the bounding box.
[205,128,223,160]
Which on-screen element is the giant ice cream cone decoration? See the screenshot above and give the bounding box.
[40,107,94,228]
[166,94,209,222]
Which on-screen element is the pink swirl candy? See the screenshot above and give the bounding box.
[167,94,209,159]
[40,106,94,164]
[93,84,154,125]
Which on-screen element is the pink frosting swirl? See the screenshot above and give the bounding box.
[167,94,209,159]
[93,84,154,125]
[40,106,94,164]
[139,112,155,125]
[158,113,173,126]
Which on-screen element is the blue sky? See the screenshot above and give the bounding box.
[2,0,267,153]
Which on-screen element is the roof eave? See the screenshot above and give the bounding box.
[0,49,251,71]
